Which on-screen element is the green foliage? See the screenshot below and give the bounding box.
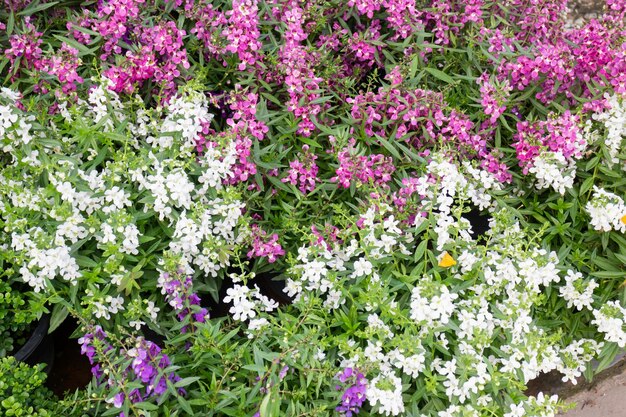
[0,357,56,417]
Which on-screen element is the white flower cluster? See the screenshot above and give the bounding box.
[557,339,603,383]
[155,90,214,153]
[528,151,576,195]
[422,154,502,250]
[410,279,458,328]
[168,199,243,276]
[590,93,626,166]
[18,241,81,292]
[366,373,405,416]
[0,89,35,151]
[0,82,244,324]
[285,160,606,416]
[131,145,238,222]
[129,300,161,330]
[586,186,626,232]
[222,284,278,325]
[559,270,597,311]
[286,204,412,311]
[592,301,626,347]
[83,78,126,132]
[87,291,126,320]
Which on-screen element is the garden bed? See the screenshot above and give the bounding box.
[1,0,626,416]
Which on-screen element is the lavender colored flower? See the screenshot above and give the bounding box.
[158,271,209,328]
[336,368,368,417]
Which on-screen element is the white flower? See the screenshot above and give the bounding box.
[223,285,257,322]
[529,151,575,195]
[366,314,394,339]
[247,318,269,337]
[105,295,125,315]
[592,301,626,347]
[586,186,626,233]
[410,282,458,327]
[504,403,525,417]
[145,301,160,321]
[352,257,373,278]
[559,270,597,311]
[121,224,140,255]
[129,320,145,330]
[590,93,626,166]
[366,373,405,416]
[103,186,131,212]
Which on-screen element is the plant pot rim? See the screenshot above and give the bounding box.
[14,313,50,363]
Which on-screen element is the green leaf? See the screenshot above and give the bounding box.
[48,304,68,334]
[135,402,159,411]
[17,0,58,15]
[579,175,595,195]
[259,392,272,417]
[6,12,14,36]
[592,270,625,279]
[174,377,201,388]
[595,342,621,374]
[53,35,99,57]
[424,67,455,84]
[74,255,98,268]
[414,240,428,262]
[377,136,402,160]
[176,396,193,415]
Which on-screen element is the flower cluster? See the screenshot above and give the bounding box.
[335,367,367,417]
[3,1,626,416]
[282,145,319,194]
[80,326,184,414]
[246,224,285,264]
[593,301,626,348]
[513,112,587,194]
[222,283,278,326]
[586,186,626,233]
[332,141,396,189]
[158,270,208,326]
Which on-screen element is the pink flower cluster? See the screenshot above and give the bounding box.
[68,0,190,98]
[497,0,567,46]
[42,43,84,94]
[104,21,189,97]
[276,1,324,137]
[499,15,626,104]
[282,145,319,194]
[224,91,268,184]
[349,0,484,44]
[247,224,285,263]
[477,73,511,124]
[331,139,395,189]
[2,0,32,11]
[5,22,85,94]
[91,0,145,60]
[513,111,584,173]
[349,87,497,161]
[186,0,228,57]
[223,0,262,71]
[5,18,44,75]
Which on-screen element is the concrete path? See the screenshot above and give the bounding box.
[559,361,626,417]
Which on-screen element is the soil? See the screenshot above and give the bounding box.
[567,0,606,22]
[45,318,93,397]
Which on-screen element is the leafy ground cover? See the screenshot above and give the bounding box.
[1,0,626,416]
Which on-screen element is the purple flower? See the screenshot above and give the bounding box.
[335,368,367,417]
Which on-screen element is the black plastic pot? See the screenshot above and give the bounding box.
[14,314,54,374]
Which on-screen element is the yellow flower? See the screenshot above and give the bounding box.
[621,214,626,225]
[438,251,456,268]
